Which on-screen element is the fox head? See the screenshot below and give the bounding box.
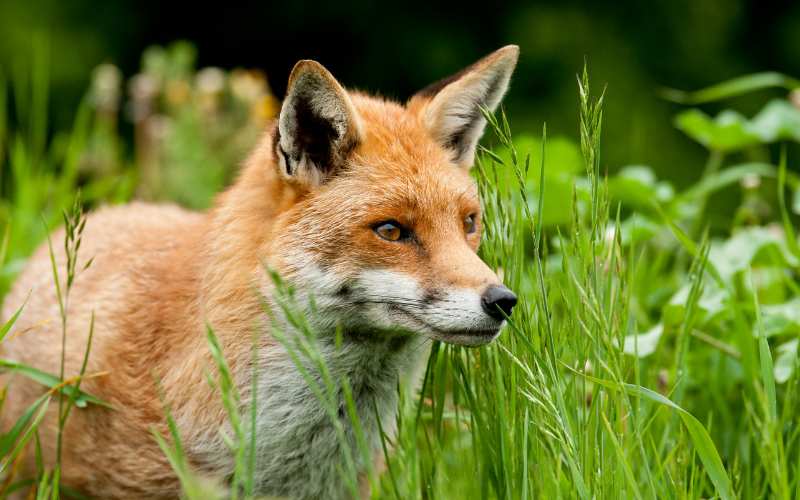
[262,46,519,346]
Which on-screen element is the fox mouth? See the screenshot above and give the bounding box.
[427,328,501,347]
[394,306,502,347]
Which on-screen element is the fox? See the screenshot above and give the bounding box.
[0,45,519,499]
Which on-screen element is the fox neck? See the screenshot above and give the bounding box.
[167,129,430,494]
[200,128,297,331]
[246,331,427,496]
[161,129,298,438]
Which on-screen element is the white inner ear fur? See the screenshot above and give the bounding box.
[277,62,361,186]
[423,47,518,167]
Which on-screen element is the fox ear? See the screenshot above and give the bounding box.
[275,60,361,187]
[409,45,519,168]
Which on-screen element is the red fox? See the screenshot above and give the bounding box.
[1,45,519,499]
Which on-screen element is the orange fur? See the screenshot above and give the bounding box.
[0,46,518,498]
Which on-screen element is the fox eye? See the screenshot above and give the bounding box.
[464,214,477,234]
[374,221,408,242]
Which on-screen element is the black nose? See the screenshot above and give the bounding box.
[481,285,517,320]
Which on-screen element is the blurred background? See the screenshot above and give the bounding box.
[4,2,800,495]
[2,0,800,185]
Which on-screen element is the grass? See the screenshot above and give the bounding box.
[1,44,800,498]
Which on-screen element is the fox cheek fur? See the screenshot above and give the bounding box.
[270,48,520,348]
[0,46,518,499]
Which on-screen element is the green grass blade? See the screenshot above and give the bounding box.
[600,411,643,500]
[0,393,49,458]
[571,369,734,500]
[0,395,49,474]
[0,293,27,343]
[661,72,800,104]
[751,270,778,422]
[0,359,111,409]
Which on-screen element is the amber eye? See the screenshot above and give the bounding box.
[374,221,407,242]
[464,214,477,234]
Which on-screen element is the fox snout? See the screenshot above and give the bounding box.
[481,285,518,321]
[407,278,517,346]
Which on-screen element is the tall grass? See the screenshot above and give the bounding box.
[363,65,797,498]
[1,46,799,499]
[180,64,794,498]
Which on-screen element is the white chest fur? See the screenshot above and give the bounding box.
[247,334,427,499]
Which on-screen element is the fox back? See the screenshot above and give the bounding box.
[0,45,519,499]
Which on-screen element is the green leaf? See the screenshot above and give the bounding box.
[709,227,798,283]
[661,72,800,104]
[678,162,775,203]
[618,214,663,246]
[609,165,674,210]
[675,109,761,152]
[675,100,800,152]
[777,147,800,257]
[666,281,728,326]
[622,323,664,358]
[792,188,800,215]
[750,100,800,142]
[773,339,798,383]
[760,298,800,337]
